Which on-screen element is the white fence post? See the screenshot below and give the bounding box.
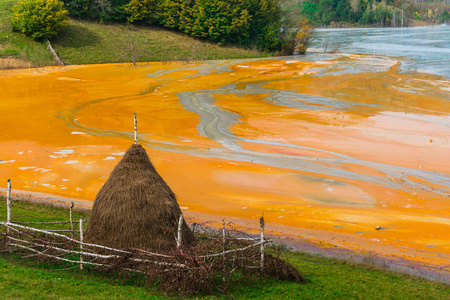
[69,202,74,238]
[79,218,84,270]
[6,179,12,252]
[6,179,11,229]
[260,215,265,270]
[177,214,183,249]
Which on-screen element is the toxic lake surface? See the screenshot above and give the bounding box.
[1,26,449,278]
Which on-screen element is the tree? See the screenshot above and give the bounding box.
[63,0,90,19]
[280,15,314,55]
[125,0,161,23]
[318,0,338,25]
[295,17,314,54]
[11,0,69,40]
[302,1,319,23]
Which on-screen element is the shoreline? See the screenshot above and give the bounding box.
[2,22,447,72]
[315,20,445,30]
[1,188,449,285]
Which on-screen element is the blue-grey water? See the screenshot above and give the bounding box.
[311,25,450,78]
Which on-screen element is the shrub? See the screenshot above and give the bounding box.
[295,17,315,55]
[11,0,70,40]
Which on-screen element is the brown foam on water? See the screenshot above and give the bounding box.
[0,58,449,274]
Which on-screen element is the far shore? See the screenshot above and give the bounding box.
[316,19,446,29]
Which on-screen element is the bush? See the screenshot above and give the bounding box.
[11,0,70,40]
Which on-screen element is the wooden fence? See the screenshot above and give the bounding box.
[1,179,270,278]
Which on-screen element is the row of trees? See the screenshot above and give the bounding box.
[59,0,313,53]
[294,0,450,26]
[11,0,314,55]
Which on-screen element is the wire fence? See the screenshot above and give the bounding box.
[0,179,304,295]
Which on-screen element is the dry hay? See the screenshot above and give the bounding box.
[0,57,34,70]
[85,144,195,251]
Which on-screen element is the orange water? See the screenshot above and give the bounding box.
[1,57,449,270]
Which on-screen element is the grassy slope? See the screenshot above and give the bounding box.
[1,199,449,299]
[0,0,53,68]
[0,0,263,68]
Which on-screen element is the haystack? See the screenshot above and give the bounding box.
[85,144,195,251]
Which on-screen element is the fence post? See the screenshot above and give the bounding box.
[177,214,183,249]
[6,179,11,252]
[192,223,197,235]
[6,179,11,230]
[79,218,84,270]
[69,202,74,238]
[260,215,265,270]
[222,219,226,283]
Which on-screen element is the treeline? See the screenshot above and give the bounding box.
[287,0,450,27]
[62,0,295,53]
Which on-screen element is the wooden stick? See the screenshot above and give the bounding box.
[6,236,187,268]
[177,214,183,249]
[260,215,265,270]
[46,39,64,66]
[134,112,137,144]
[7,242,107,267]
[6,179,11,233]
[44,230,85,233]
[1,222,127,253]
[70,202,74,238]
[14,221,74,225]
[8,242,180,274]
[222,219,226,283]
[2,222,173,257]
[192,223,197,235]
[79,218,84,270]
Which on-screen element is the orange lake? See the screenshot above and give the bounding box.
[0,56,449,277]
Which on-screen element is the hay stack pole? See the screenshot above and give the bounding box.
[134,112,137,144]
[177,214,183,249]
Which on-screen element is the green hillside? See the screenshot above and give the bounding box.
[0,0,263,69]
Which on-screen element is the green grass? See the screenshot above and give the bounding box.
[1,198,449,299]
[0,0,53,68]
[0,0,264,68]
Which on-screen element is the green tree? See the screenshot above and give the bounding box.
[318,0,337,25]
[11,0,70,39]
[125,0,161,23]
[302,1,319,23]
[158,0,185,29]
[336,0,351,21]
[63,0,90,19]
[441,10,450,23]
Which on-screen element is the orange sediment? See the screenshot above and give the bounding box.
[0,57,449,272]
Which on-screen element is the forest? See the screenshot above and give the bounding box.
[288,0,450,27]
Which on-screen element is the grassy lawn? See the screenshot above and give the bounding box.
[1,198,449,299]
[0,0,264,68]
